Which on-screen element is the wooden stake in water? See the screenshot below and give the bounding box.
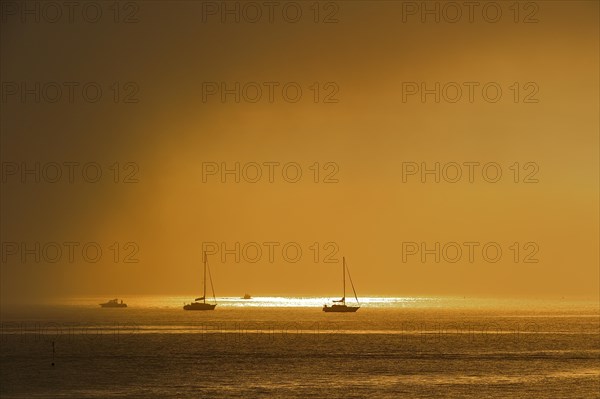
[51,341,55,366]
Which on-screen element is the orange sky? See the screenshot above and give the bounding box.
[1,1,598,302]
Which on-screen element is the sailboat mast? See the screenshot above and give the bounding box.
[342,257,346,304]
[203,252,207,304]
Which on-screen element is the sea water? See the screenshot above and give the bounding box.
[1,297,598,398]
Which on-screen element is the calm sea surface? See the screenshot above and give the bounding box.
[1,297,599,398]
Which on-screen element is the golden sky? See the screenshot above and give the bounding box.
[1,1,598,301]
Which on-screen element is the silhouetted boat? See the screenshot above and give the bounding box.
[184,252,216,311]
[242,293,252,299]
[100,298,127,308]
[323,257,360,312]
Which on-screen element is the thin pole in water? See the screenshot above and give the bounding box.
[51,341,55,366]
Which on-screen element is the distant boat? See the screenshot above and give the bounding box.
[184,252,217,311]
[100,298,127,308]
[242,293,252,299]
[323,257,360,312]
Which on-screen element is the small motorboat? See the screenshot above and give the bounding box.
[100,299,127,308]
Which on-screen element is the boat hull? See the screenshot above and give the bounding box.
[100,303,127,308]
[184,303,216,311]
[323,305,359,312]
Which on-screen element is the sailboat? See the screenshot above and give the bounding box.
[184,252,217,310]
[323,257,360,312]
